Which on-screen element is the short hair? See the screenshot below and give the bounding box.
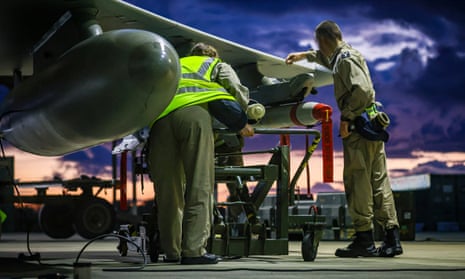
[315,20,343,42]
[189,42,219,58]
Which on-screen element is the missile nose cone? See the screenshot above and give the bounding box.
[128,36,180,91]
[126,32,180,122]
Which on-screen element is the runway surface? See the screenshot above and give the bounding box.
[1,232,464,278]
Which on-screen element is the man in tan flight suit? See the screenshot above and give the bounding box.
[148,43,253,264]
[286,20,402,257]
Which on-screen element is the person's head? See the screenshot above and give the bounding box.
[314,20,343,57]
[189,42,219,58]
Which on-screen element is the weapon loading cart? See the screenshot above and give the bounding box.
[210,128,326,261]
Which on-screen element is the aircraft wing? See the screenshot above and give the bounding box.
[94,0,333,87]
[0,0,332,89]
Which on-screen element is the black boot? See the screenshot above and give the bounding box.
[378,227,403,257]
[335,230,379,258]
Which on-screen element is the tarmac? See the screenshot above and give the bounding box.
[1,232,465,279]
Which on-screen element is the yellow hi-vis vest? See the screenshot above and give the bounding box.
[0,209,6,224]
[154,56,236,123]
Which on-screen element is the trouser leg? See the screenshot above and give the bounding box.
[371,142,399,229]
[147,115,184,259]
[337,134,379,257]
[171,106,214,257]
[370,142,403,257]
[343,134,374,232]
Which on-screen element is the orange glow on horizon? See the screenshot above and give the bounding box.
[6,144,465,208]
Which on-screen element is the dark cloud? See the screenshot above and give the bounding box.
[363,2,463,45]
[413,123,450,151]
[366,44,465,154]
[60,144,112,176]
[420,123,445,138]
[447,115,465,139]
[409,160,465,175]
[203,0,464,45]
[412,47,465,105]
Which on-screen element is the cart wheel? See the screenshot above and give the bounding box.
[74,198,115,239]
[39,203,75,239]
[148,231,160,263]
[302,232,318,261]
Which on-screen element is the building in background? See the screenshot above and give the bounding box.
[391,173,465,232]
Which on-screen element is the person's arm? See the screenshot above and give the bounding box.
[286,50,329,68]
[285,51,309,64]
[208,99,254,137]
[239,124,254,137]
[336,58,374,123]
[212,62,249,110]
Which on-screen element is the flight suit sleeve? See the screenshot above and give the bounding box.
[306,50,330,68]
[212,62,249,110]
[335,58,374,121]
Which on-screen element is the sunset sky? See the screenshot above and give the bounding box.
[3,0,465,203]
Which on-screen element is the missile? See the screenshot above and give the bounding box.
[254,102,334,183]
[0,29,180,156]
[254,102,331,128]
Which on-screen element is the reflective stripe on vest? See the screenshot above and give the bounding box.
[181,57,216,81]
[177,56,226,94]
[178,86,227,94]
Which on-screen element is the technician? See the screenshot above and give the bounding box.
[147,42,253,264]
[286,20,402,258]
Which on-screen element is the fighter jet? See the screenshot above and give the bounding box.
[0,0,333,157]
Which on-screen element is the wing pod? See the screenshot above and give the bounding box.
[0,29,180,156]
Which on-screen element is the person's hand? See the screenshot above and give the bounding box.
[239,124,255,137]
[285,52,308,64]
[339,121,352,139]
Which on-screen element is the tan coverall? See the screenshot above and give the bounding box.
[307,42,399,232]
[147,61,249,258]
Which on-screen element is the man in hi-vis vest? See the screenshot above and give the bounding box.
[147,43,254,265]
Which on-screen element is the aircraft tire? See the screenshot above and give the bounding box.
[74,197,115,239]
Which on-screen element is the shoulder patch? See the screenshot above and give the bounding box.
[341,50,351,59]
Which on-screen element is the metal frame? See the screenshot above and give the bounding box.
[209,128,326,260]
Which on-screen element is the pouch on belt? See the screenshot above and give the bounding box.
[352,103,390,142]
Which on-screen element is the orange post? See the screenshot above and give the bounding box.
[312,104,334,183]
